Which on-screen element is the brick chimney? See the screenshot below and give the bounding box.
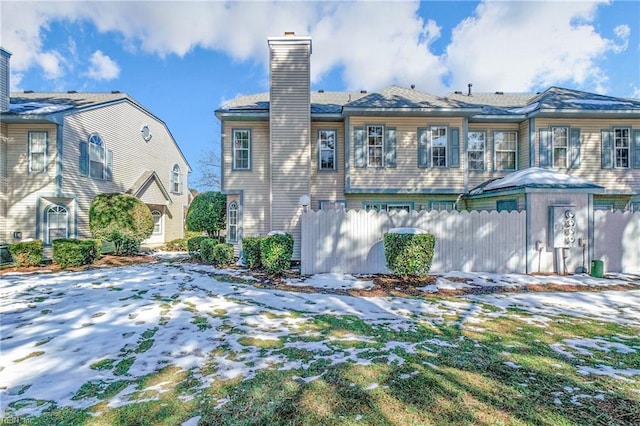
[0,47,11,112]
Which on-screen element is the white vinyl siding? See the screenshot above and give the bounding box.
[494,131,517,171]
[232,129,251,170]
[28,131,47,174]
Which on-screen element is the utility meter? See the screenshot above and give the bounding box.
[549,206,577,248]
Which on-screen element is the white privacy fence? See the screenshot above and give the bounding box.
[300,210,526,275]
[594,210,640,274]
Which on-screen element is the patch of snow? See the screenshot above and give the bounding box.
[182,416,201,426]
[508,102,539,114]
[483,167,598,191]
[285,273,373,290]
[504,361,522,369]
[364,383,379,390]
[577,365,640,381]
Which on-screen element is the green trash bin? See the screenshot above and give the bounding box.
[590,260,604,278]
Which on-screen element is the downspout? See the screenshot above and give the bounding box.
[55,124,63,195]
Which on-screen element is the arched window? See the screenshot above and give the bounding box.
[171,164,182,194]
[47,205,68,243]
[88,133,105,179]
[151,210,162,235]
[228,202,238,242]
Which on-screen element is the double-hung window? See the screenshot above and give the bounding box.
[367,125,384,167]
[552,127,569,168]
[614,128,630,168]
[494,131,517,170]
[232,129,251,170]
[431,126,447,167]
[88,133,105,179]
[467,131,485,171]
[151,210,162,234]
[318,130,336,170]
[431,200,456,211]
[46,205,68,244]
[28,131,47,173]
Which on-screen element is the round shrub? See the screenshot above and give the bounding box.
[199,238,218,264]
[8,240,43,267]
[185,192,226,239]
[187,236,209,259]
[383,232,436,277]
[89,193,153,256]
[242,237,263,269]
[212,243,234,268]
[260,233,294,276]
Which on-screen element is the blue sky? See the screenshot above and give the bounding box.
[1,0,638,191]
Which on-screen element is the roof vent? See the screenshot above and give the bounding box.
[454,91,463,95]
[495,91,504,95]
[111,90,120,94]
[67,90,77,93]
[318,89,324,93]
[410,84,415,89]
[360,90,367,94]
[23,90,34,93]
[467,83,473,96]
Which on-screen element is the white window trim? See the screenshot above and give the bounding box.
[46,204,68,244]
[430,126,448,168]
[232,129,251,170]
[151,209,163,235]
[88,133,106,180]
[552,127,569,169]
[494,131,518,171]
[320,201,346,211]
[318,129,337,171]
[366,124,384,168]
[613,127,630,169]
[171,164,182,194]
[228,201,238,242]
[467,131,485,171]
[430,200,457,211]
[28,131,47,174]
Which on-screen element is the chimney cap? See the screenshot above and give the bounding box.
[360,90,367,94]
[67,90,77,93]
[23,90,34,93]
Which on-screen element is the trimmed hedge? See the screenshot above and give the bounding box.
[200,238,218,264]
[260,233,294,276]
[52,239,100,268]
[187,236,209,259]
[211,243,234,268]
[383,232,436,277]
[242,237,263,269]
[8,240,43,267]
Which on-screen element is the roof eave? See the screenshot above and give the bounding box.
[342,107,482,117]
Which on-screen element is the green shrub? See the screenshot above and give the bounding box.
[8,240,43,267]
[260,233,294,276]
[164,238,187,251]
[242,237,263,269]
[212,243,234,268]
[187,236,209,259]
[383,232,436,277]
[52,239,100,268]
[89,193,153,256]
[199,238,218,264]
[185,192,227,239]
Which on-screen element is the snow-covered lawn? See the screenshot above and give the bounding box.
[1,258,639,424]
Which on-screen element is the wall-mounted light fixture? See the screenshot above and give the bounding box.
[12,231,22,239]
[299,195,310,212]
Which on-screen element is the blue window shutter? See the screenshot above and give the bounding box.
[570,128,581,169]
[449,127,460,168]
[385,127,397,168]
[417,127,430,168]
[633,130,640,169]
[79,141,88,176]
[105,149,113,181]
[539,129,551,168]
[601,129,613,169]
[354,127,365,168]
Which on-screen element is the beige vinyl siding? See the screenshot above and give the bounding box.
[3,123,57,241]
[310,122,345,209]
[519,119,531,168]
[62,101,189,242]
[534,118,640,194]
[466,123,521,189]
[464,194,525,212]
[269,40,311,258]
[348,116,466,191]
[223,121,271,241]
[593,194,631,211]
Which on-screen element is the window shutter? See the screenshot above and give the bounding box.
[570,128,581,169]
[633,130,640,169]
[601,129,613,169]
[449,127,460,168]
[539,129,551,168]
[385,127,397,168]
[354,127,365,168]
[417,127,429,168]
[179,173,183,194]
[105,150,113,181]
[79,141,88,176]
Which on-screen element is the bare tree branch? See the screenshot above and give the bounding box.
[194,148,221,191]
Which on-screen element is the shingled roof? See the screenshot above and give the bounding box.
[7,91,139,116]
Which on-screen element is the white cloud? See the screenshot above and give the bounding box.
[0,0,633,95]
[443,1,620,93]
[86,50,120,80]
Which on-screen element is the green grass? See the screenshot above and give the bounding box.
[14,297,640,425]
